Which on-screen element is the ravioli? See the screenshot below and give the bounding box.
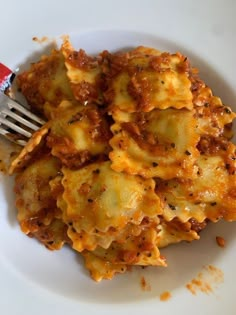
[17,49,74,118]
[61,161,162,232]
[46,100,111,168]
[87,228,166,266]
[62,38,103,105]
[102,47,193,113]
[8,38,236,281]
[28,218,69,250]
[156,217,200,248]
[82,251,127,282]
[82,227,166,282]
[9,123,50,174]
[156,146,236,223]
[13,154,68,249]
[109,108,200,179]
[194,86,236,138]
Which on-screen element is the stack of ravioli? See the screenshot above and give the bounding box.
[10,37,236,281]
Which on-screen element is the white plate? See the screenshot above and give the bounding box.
[0,0,235,314]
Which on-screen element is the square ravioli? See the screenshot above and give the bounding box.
[109,108,200,179]
[46,100,111,168]
[61,161,162,232]
[156,146,236,223]
[102,47,193,112]
[17,49,74,118]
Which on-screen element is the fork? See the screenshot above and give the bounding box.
[0,91,46,145]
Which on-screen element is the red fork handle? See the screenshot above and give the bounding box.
[0,63,15,92]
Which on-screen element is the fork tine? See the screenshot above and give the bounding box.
[1,109,40,131]
[0,116,32,137]
[0,91,46,145]
[0,126,27,146]
[0,125,27,142]
[0,126,11,136]
[4,95,46,125]
[8,99,45,125]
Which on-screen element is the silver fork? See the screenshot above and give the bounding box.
[0,91,46,146]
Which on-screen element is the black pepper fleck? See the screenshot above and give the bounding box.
[168,204,176,210]
[93,169,100,174]
[68,112,83,124]
[224,108,231,114]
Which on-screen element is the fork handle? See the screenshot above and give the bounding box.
[0,63,15,92]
